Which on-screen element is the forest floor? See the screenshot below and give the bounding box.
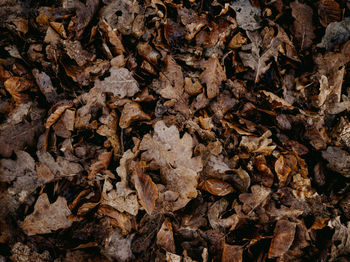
[1,0,350,261]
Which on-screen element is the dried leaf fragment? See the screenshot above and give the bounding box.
[4,76,33,103]
[239,185,271,214]
[200,55,226,99]
[119,102,151,129]
[268,220,296,258]
[45,100,73,128]
[21,193,72,236]
[222,243,243,262]
[157,218,176,253]
[290,1,315,50]
[199,179,234,196]
[95,67,139,98]
[130,161,158,215]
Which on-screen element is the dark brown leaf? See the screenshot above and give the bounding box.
[268,220,296,258]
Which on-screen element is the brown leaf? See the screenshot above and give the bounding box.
[222,243,243,262]
[208,198,239,230]
[228,32,247,49]
[35,162,54,183]
[89,151,112,180]
[268,220,296,258]
[98,205,134,235]
[94,66,139,98]
[45,100,74,129]
[178,7,207,41]
[119,102,151,129]
[290,1,315,50]
[140,121,203,211]
[275,155,293,188]
[200,55,226,99]
[4,76,33,103]
[10,242,50,262]
[318,0,342,27]
[328,217,350,261]
[199,179,234,196]
[21,193,72,236]
[156,218,176,253]
[99,19,125,56]
[239,185,271,214]
[63,40,95,67]
[102,150,139,216]
[53,108,75,138]
[97,110,121,158]
[0,121,44,158]
[239,130,276,155]
[32,69,58,104]
[130,161,158,215]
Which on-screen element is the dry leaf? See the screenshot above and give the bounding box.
[36,151,83,178]
[97,110,121,158]
[102,150,139,216]
[318,0,342,27]
[89,151,112,179]
[222,243,243,262]
[4,76,33,103]
[268,220,296,258]
[239,130,276,155]
[239,185,271,214]
[322,146,350,177]
[21,193,72,235]
[94,66,139,98]
[32,69,58,104]
[130,161,158,215]
[199,179,234,196]
[45,100,74,128]
[98,205,133,235]
[328,217,350,261]
[208,198,239,230]
[10,242,50,262]
[157,218,176,253]
[119,102,151,129]
[290,1,315,50]
[140,121,203,211]
[0,121,45,157]
[200,55,226,99]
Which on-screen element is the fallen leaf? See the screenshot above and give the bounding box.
[130,161,158,215]
[230,0,261,31]
[290,1,315,50]
[318,0,342,27]
[32,69,58,104]
[119,102,151,129]
[140,121,203,211]
[198,179,234,196]
[89,151,112,180]
[98,205,133,235]
[63,40,95,67]
[208,198,239,230]
[36,151,83,178]
[239,185,271,214]
[20,193,72,235]
[97,110,121,158]
[4,76,33,103]
[157,218,176,253]
[268,220,296,258]
[94,66,139,98]
[199,55,226,99]
[102,150,139,216]
[0,121,44,158]
[10,242,50,262]
[104,230,134,262]
[328,217,350,261]
[317,18,350,50]
[322,146,350,177]
[45,100,74,129]
[222,243,243,262]
[239,130,276,155]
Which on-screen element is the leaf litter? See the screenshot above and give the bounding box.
[1,0,350,261]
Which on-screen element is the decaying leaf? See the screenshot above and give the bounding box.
[119,102,151,129]
[222,243,243,262]
[45,100,73,128]
[4,76,33,104]
[290,1,315,50]
[20,193,72,235]
[230,0,261,31]
[94,66,139,98]
[318,18,350,50]
[130,161,158,215]
[268,220,296,258]
[198,179,234,196]
[36,150,83,178]
[328,217,350,261]
[140,121,203,211]
[199,55,226,99]
[10,242,50,262]
[239,185,271,214]
[0,121,44,158]
[157,218,176,253]
[102,150,139,216]
[208,198,239,230]
[239,130,276,155]
[322,146,350,177]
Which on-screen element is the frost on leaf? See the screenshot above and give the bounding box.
[102,150,139,216]
[140,120,203,211]
[95,67,139,98]
[20,193,72,236]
